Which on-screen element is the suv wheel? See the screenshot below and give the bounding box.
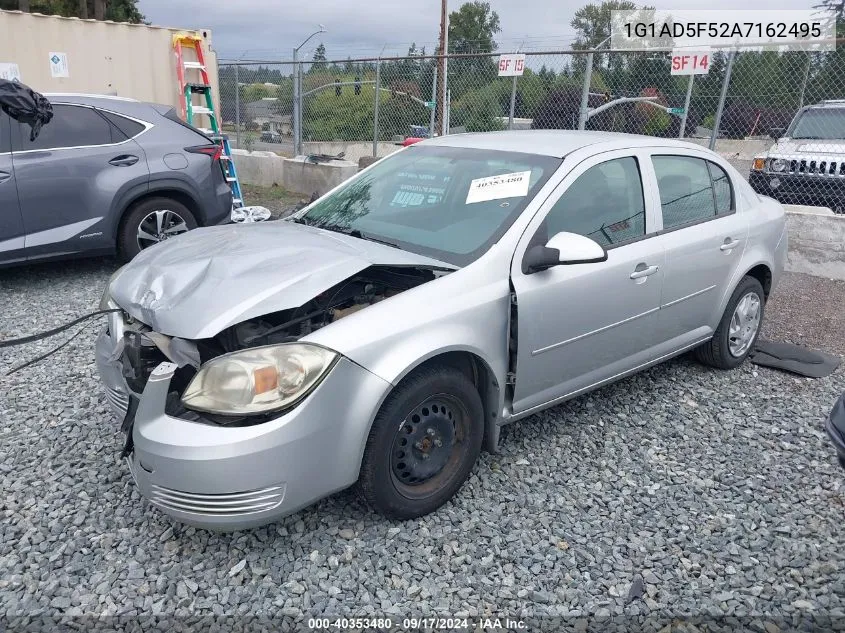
[119,197,197,261]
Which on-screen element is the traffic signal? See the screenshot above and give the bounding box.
[335,79,341,97]
[354,76,361,96]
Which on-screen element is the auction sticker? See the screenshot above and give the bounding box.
[466,171,530,204]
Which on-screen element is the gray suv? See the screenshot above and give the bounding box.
[0,93,233,265]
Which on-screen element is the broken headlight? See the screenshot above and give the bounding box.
[181,343,338,415]
[99,266,125,310]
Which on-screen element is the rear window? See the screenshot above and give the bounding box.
[162,108,211,140]
[99,110,145,139]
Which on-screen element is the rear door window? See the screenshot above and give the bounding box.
[17,104,113,151]
[652,155,717,230]
[99,110,145,140]
[707,161,734,214]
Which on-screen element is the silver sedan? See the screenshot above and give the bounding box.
[97,130,787,530]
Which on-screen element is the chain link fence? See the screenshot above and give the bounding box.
[219,40,845,212]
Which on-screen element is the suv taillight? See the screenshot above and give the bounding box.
[185,144,222,161]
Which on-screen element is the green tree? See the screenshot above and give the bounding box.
[448,1,500,54]
[242,83,272,103]
[446,1,501,99]
[451,84,506,132]
[0,0,144,22]
[571,0,636,51]
[571,1,654,84]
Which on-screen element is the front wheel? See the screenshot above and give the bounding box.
[118,197,197,261]
[695,275,765,370]
[359,365,484,519]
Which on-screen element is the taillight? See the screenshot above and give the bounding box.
[185,144,222,161]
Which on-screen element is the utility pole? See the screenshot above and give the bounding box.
[437,0,447,136]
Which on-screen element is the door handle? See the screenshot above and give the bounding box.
[630,264,659,279]
[0,170,10,184]
[720,238,740,251]
[109,155,139,167]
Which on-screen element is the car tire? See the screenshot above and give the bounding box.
[118,197,198,261]
[695,275,765,370]
[359,365,484,520]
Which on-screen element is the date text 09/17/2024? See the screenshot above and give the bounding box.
[306,617,527,630]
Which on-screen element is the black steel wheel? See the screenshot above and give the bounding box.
[359,365,484,519]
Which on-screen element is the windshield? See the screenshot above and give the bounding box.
[788,107,845,140]
[298,145,561,266]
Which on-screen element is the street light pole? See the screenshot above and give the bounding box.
[292,25,326,156]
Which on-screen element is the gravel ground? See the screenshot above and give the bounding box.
[1,260,843,630]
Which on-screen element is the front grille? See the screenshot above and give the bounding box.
[778,158,844,176]
[104,385,129,417]
[148,483,286,516]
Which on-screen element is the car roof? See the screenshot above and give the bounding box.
[419,129,709,158]
[806,100,845,109]
[43,93,169,121]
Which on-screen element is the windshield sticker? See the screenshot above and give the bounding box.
[466,171,531,204]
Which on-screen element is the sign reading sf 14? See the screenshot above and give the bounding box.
[671,48,710,75]
[498,53,525,77]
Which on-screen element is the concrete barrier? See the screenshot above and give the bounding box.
[784,206,845,281]
[230,150,286,188]
[302,141,401,164]
[687,138,771,175]
[281,157,358,196]
[231,149,357,196]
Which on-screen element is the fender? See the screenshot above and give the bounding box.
[110,176,203,241]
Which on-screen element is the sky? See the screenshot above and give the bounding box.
[137,0,824,62]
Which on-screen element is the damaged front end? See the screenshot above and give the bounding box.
[97,265,444,427]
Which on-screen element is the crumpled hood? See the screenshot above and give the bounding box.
[110,221,454,339]
[769,138,845,156]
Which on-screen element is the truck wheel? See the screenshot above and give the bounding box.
[359,365,484,519]
[119,197,197,261]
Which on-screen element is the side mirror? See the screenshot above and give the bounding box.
[522,231,607,274]
[769,127,785,140]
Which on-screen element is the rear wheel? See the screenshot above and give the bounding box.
[118,197,197,261]
[695,275,765,370]
[359,365,484,519]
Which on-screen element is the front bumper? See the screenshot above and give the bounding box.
[749,170,845,211]
[96,329,392,530]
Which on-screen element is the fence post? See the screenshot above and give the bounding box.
[372,59,381,158]
[578,51,594,130]
[292,48,300,156]
[445,88,451,135]
[709,50,736,151]
[798,51,811,109]
[508,74,518,130]
[234,63,241,148]
[679,74,693,139]
[429,63,438,137]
